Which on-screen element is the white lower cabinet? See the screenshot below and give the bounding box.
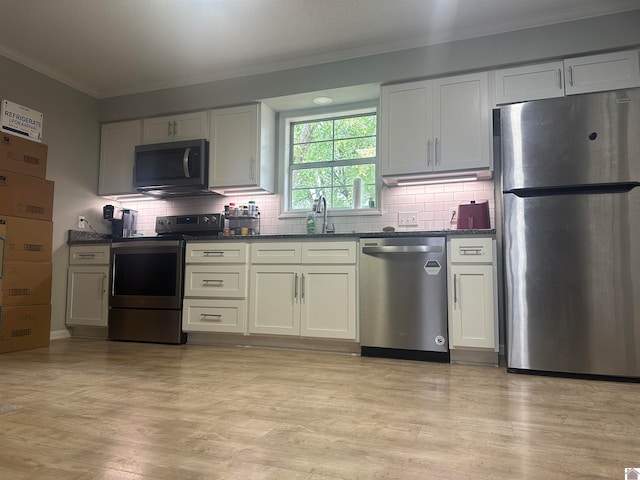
[249,241,357,340]
[66,244,110,327]
[447,237,498,362]
[182,241,249,334]
[300,265,356,339]
[182,299,246,334]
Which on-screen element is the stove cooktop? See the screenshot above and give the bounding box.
[155,213,223,236]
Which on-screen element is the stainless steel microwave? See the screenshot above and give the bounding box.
[134,139,210,197]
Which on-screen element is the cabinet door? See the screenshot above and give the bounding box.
[209,105,259,188]
[449,264,495,349]
[300,266,356,340]
[565,49,640,95]
[433,73,490,172]
[66,266,109,326]
[182,298,246,333]
[494,61,564,104]
[99,120,141,195]
[142,111,209,144]
[380,81,432,176]
[249,266,300,335]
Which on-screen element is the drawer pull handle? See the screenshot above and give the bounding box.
[202,251,225,256]
[202,279,224,286]
[77,253,96,258]
[460,248,483,255]
[200,313,222,321]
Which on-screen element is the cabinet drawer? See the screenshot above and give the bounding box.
[184,265,247,298]
[301,241,356,264]
[69,244,110,265]
[182,299,246,333]
[186,242,248,264]
[450,237,493,263]
[250,242,302,264]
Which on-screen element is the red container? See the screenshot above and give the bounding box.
[457,201,490,229]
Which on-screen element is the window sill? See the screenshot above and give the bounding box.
[278,208,382,219]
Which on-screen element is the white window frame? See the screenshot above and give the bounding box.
[278,101,380,218]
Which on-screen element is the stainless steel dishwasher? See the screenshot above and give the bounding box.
[359,236,449,362]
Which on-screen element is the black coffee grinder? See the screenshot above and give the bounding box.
[103,205,138,238]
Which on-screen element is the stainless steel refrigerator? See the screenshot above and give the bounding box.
[501,88,640,379]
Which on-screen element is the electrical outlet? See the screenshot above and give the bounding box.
[78,215,87,229]
[398,211,419,227]
[449,208,457,224]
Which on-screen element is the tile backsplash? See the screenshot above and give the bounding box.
[121,179,495,236]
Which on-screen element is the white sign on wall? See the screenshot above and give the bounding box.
[1,100,43,142]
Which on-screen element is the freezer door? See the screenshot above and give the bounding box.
[504,189,640,377]
[501,88,640,191]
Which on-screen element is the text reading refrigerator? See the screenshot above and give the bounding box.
[501,88,640,379]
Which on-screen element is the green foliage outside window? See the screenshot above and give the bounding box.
[289,113,377,211]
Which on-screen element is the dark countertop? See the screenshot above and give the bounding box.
[68,228,495,244]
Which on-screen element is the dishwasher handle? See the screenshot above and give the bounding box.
[362,245,443,254]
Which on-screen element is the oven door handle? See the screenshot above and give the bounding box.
[183,147,191,178]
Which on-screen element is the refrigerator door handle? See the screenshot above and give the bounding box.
[507,182,640,198]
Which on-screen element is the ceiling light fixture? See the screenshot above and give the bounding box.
[312,96,333,105]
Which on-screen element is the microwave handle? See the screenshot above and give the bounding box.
[183,147,191,178]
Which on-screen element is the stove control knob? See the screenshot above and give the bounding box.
[202,216,210,223]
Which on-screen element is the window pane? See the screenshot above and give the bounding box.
[332,164,376,186]
[288,111,377,211]
[331,186,353,209]
[292,167,332,189]
[293,141,333,164]
[334,137,376,161]
[291,189,317,211]
[293,120,333,144]
[334,115,376,139]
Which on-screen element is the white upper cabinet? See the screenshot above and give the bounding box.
[433,74,491,173]
[564,49,640,95]
[494,61,565,104]
[494,49,640,104]
[142,111,209,144]
[208,103,276,194]
[380,80,432,176]
[380,72,491,180]
[99,120,142,196]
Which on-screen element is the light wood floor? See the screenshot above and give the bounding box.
[0,339,638,479]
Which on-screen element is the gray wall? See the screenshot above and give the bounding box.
[100,10,640,121]
[0,55,102,334]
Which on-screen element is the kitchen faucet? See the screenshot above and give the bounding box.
[313,193,329,234]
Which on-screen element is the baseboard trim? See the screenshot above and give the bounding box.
[50,329,71,341]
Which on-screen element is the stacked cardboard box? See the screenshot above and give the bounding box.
[0,133,54,353]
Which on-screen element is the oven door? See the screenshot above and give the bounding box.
[110,239,184,309]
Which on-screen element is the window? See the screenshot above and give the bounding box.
[287,110,377,212]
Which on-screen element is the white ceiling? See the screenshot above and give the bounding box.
[0,0,639,100]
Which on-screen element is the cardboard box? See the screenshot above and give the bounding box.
[0,222,5,306]
[1,100,43,143]
[0,304,51,353]
[0,215,52,262]
[1,261,52,306]
[0,133,48,178]
[0,169,54,221]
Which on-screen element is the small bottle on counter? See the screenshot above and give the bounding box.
[368,197,375,208]
[306,212,316,234]
[248,200,257,216]
[228,203,236,216]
